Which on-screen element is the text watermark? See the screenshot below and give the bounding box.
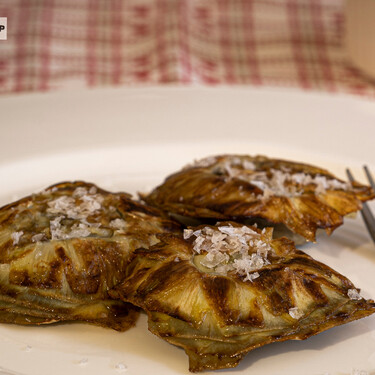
[0,18,7,40]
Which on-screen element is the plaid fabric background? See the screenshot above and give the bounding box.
[1,0,375,97]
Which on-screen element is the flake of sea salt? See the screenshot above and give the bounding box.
[225,236,243,253]
[215,264,232,275]
[292,173,312,185]
[314,178,328,195]
[47,190,104,220]
[251,253,268,268]
[47,188,106,240]
[352,369,369,375]
[193,229,202,237]
[80,195,103,214]
[115,362,128,372]
[192,225,272,280]
[217,225,236,236]
[223,163,236,178]
[11,231,23,245]
[204,227,215,236]
[229,156,242,166]
[261,187,274,200]
[78,358,88,366]
[232,254,266,275]
[242,160,256,170]
[211,231,227,244]
[187,156,218,169]
[47,196,75,215]
[226,161,349,198]
[241,225,258,235]
[66,223,91,239]
[329,179,349,190]
[31,233,45,242]
[200,251,229,269]
[243,271,260,282]
[248,179,267,191]
[109,218,127,230]
[50,218,91,240]
[73,187,88,198]
[348,288,362,300]
[193,236,205,253]
[256,247,269,259]
[288,307,304,319]
[183,229,194,239]
[291,173,348,195]
[271,169,288,187]
[50,216,64,240]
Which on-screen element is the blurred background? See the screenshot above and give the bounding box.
[0,0,375,97]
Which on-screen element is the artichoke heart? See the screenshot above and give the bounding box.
[112,222,375,372]
[0,181,180,331]
[142,155,375,242]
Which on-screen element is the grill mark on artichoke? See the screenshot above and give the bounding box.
[137,261,181,298]
[201,276,234,324]
[201,276,265,327]
[0,240,15,263]
[302,277,329,306]
[257,270,293,316]
[11,258,63,290]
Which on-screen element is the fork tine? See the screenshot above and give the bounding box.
[364,165,375,191]
[359,204,375,243]
[345,168,355,183]
[346,168,375,243]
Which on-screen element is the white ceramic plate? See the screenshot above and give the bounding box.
[1,87,375,375]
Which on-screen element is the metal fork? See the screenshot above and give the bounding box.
[346,166,375,243]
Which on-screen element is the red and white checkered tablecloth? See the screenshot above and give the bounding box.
[1,0,375,97]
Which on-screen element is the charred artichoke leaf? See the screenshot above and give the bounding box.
[112,223,375,371]
[143,155,375,241]
[0,181,180,330]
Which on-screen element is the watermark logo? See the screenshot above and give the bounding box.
[0,18,7,40]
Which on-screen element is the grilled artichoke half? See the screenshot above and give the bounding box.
[0,181,179,330]
[143,155,375,242]
[111,222,375,372]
